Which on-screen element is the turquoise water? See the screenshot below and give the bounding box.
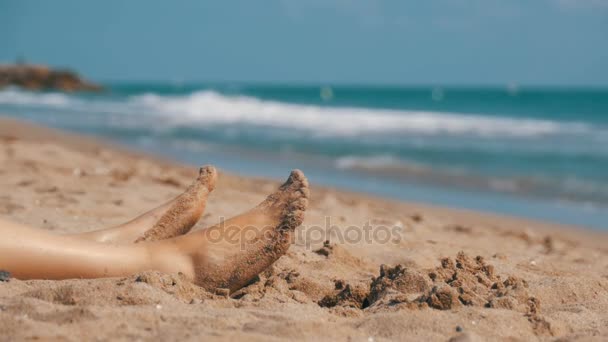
[1,84,607,229]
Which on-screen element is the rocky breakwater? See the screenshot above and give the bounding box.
[0,64,102,92]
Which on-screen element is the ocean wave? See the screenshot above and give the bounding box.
[334,154,608,204]
[335,155,473,179]
[129,91,592,138]
[0,88,596,138]
[2,88,608,208]
[0,88,74,107]
[335,155,427,171]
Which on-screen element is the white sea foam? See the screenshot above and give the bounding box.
[0,88,595,138]
[334,154,472,178]
[127,91,593,137]
[0,88,74,107]
[335,155,425,171]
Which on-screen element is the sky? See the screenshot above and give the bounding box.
[1,0,607,86]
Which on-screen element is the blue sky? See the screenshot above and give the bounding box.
[1,0,607,85]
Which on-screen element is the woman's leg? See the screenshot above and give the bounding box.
[76,166,217,244]
[0,217,191,280]
[0,170,308,293]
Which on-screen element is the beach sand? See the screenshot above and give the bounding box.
[0,116,606,341]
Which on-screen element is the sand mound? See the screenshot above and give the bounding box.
[316,252,544,316]
[311,251,554,334]
[360,252,537,312]
[318,280,369,309]
[422,252,532,311]
[367,264,431,310]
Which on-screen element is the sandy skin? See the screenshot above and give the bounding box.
[0,164,219,280]
[0,168,308,294]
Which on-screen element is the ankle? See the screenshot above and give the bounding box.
[143,242,196,281]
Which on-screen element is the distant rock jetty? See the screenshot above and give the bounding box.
[0,64,102,92]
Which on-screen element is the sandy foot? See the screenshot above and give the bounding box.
[133,165,217,243]
[189,169,309,293]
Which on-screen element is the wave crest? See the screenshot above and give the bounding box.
[130,91,588,137]
[0,88,74,107]
[0,88,595,138]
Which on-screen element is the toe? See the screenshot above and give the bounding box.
[290,169,309,188]
[199,165,217,177]
[290,198,308,211]
[301,176,309,188]
[286,169,308,190]
[298,187,310,199]
[290,169,305,182]
[278,169,307,191]
[198,165,218,190]
[281,210,305,230]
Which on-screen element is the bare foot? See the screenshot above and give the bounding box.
[162,169,309,293]
[0,169,306,289]
[134,166,218,243]
[78,166,217,244]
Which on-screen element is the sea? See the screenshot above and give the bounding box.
[1,84,607,229]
